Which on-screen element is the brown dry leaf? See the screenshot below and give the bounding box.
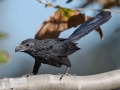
[96,27,104,40]
[35,8,103,40]
[81,0,120,9]
[98,0,120,8]
[35,8,85,39]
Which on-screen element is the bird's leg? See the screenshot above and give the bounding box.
[60,66,69,80]
[32,59,41,75]
[22,60,41,78]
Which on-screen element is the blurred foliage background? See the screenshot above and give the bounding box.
[0,0,120,79]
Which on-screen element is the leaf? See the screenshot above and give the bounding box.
[81,0,120,9]
[98,0,120,9]
[35,8,103,40]
[0,32,6,38]
[66,0,73,3]
[96,27,104,40]
[0,50,9,64]
[35,8,84,39]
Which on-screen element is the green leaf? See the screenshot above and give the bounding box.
[0,50,9,64]
[0,32,6,38]
[56,8,74,19]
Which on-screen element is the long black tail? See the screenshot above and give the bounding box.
[69,11,111,42]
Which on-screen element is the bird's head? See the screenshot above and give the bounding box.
[15,38,37,52]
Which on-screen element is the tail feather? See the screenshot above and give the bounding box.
[69,11,111,42]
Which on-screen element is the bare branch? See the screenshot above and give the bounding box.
[38,0,120,13]
[1,69,120,90]
[37,0,60,8]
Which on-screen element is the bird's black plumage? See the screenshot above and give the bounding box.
[15,11,111,80]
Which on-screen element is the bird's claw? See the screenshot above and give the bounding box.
[58,73,77,81]
[58,73,77,76]
[21,74,33,77]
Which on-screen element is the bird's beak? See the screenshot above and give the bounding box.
[15,44,24,52]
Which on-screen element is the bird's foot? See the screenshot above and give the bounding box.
[58,73,77,76]
[58,73,77,81]
[22,74,33,77]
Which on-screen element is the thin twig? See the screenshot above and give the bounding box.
[37,0,120,13]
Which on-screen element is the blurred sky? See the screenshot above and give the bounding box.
[0,0,120,79]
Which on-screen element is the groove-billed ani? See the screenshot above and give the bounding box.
[15,11,111,80]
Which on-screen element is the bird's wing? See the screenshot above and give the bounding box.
[51,40,80,56]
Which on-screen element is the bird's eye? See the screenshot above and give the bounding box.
[25,44,29,46]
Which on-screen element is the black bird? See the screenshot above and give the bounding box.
[15,11,111,80]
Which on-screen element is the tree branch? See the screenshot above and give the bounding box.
[1,69,120,90]
[38,0,120,13]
